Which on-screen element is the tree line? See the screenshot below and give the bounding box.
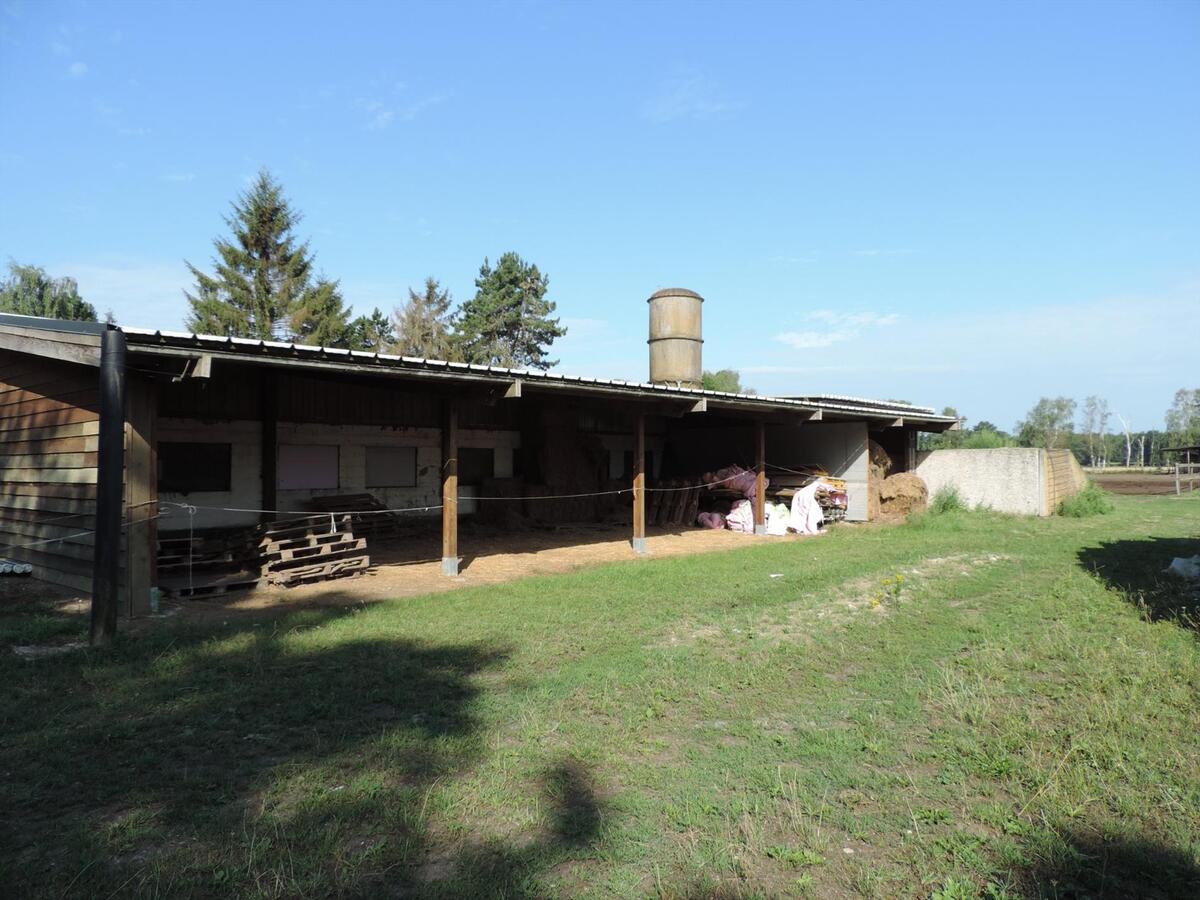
[2,170,567,370]
[922,390,1200,467]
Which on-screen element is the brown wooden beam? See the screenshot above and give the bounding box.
[755,420,767,535]
[632,412,646,553]
[123,376,157,617]
[442,399,459,575]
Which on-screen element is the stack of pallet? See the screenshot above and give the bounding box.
[157,514,370,598]
[647,481,703,527]
[257,516,369,586]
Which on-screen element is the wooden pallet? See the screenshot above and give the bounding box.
[268,554,370,586]
[157,513,371,597]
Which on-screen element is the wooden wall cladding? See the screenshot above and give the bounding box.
[0,349,103,592]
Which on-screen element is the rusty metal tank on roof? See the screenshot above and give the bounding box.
[647,287,703,388]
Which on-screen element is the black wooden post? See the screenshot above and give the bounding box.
[90,328,126,646]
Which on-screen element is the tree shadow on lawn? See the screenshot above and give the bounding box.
[1077,536,1200,630]
[1015,827,1200,899]
[0,593,610,898]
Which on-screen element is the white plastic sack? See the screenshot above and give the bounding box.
[765,502,790,536]
[788,481,825,534]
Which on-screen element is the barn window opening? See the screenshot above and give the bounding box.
[158,442,232,494]
[365,445,417,487]
[459,447,495,483]
[278,444,340,490]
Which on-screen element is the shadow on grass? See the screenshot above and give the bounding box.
[1077,536,1200,630]
[0,593,609,898]
[1016,828,1200,899]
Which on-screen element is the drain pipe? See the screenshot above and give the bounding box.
[90,327,126,647]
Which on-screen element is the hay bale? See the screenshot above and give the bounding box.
[879,472,928,517]
[867,440,892,520]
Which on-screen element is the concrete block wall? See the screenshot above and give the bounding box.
[915,447,1084,516]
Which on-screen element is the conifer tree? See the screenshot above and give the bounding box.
[346,307,396,352]
[185,170,348,344]
[0,263,97,321]
[453,253,565,369]
[289,278,352,346]
[392,277,457,359]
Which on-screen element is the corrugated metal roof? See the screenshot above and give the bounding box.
[118,326,958,425]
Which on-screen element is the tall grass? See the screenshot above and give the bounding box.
[1058,482,1115,517]
[929,485,968,515]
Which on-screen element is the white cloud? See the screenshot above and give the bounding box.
[67,61,87,77]
[159,172,196,183]
[50,39,69,55]
[641,71,738,123]
[356,92,448,130]
[747,284,1198,429]
[775,310,899,349]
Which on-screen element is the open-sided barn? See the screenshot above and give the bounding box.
[0,291,956,630]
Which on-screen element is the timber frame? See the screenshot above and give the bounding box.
[0,313,960,638]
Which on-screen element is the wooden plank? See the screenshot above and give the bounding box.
[0,467,98,484]
[0,406,100,431]
[0,434,98,455]
[0,419,100,444]
[0,388,99,419]
[0,481,97,501]
[124,376,157,616]
[632,413,645,550]
[0,452,99,471]
[0,506,96,529]
[442,399,458,573]
[0,373,98,401]
[0,330,100,368]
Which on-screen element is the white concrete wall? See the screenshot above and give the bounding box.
[916,448,1044,516]
[158,418,519,531]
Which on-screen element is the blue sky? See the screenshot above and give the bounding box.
[1,0,1197,431]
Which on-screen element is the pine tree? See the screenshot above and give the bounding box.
[0,262,97,321]
[392,277,456,359]
[185,170,347,343]
[289,278,352,346]
[346,307,396,352]
[453,253,565,369]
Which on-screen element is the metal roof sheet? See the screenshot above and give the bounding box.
[114,326,956,425]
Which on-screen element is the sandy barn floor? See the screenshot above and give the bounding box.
[175,520,834,618]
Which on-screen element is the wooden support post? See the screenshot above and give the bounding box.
[124,377,157,617]
[261,371,278,523]
[632,413,646,553]
[442,400,459,575]
[90,329,125,647]
[754,420,767,535]
[905,429,917,472]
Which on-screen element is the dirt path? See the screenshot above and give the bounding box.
[175,523,836,619]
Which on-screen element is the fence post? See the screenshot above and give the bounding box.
[1175,462,1181,496]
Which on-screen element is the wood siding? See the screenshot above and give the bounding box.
[0,349,101,591]
[1044,449,1087,515]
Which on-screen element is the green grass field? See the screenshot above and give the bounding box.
[2,494,1198,898]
